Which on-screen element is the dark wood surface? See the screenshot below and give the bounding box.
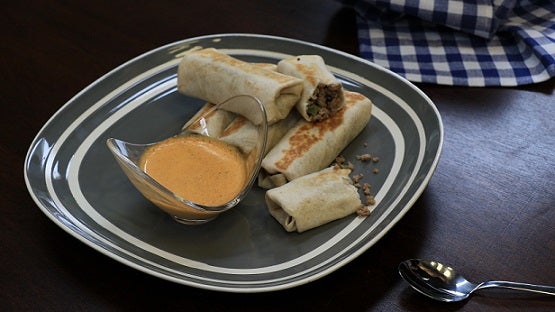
[3,1,554,311]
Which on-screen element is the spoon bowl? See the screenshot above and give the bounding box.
[399,259,555,302]
[107,95,268,225]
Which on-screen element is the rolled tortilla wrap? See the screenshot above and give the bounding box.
[181,63,278,135]
[260,91,372,188]
[219,110,301,156]
[253,63,278,71]
[277,55,345,122]
[266,167,362,233]
[264,111,301,155]
[218,116,258,155]
[177,48,303,124]
[181,103,235,137]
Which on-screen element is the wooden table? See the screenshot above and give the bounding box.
[4,1,554,310]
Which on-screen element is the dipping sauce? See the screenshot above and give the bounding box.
[139,135,247,207]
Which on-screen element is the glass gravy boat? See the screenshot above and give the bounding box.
[106,95,268,225]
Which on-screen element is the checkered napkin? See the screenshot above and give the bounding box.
[340,0,555,86]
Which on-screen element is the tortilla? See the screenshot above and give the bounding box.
[181,103,235,137]
[253,63,278,71]
[266,167,362,233]
[259,91,372,188]
[177,48,303,124]
[277,55,345,122]
[219,110,301,156]
[218,116,259,155]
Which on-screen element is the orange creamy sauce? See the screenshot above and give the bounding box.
[139,135,247,207]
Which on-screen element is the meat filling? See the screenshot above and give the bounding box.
[306,83,344,121]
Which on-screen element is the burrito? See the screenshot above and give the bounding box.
[181,103,235,137]
[177,48,304,124]
[260,91,373,188]
[219,110,301,156]
[266,167,362,233]
[253,63,278,71]
[277,55,345,122]
[218,116,259,155]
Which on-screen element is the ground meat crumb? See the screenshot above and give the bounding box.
[372,156,379,163]
[373,168,380,174]
[354,183,361,188]
[352,173,364,183]
[364,143,368,147]
[362,183,371,195]
[335,155,345,165]
[365,195,376,206]
[356,205,372,217]
[356,153,372,161]
[333,156,354,170]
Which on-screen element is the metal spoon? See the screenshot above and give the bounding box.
[399,259,555,302]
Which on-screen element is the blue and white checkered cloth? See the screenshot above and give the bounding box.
[340,0,555,86]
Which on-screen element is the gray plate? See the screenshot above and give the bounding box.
[24,34,443,292]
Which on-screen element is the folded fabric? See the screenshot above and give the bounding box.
[340,0,555,86]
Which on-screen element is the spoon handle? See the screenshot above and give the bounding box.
[480,281,555,296]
